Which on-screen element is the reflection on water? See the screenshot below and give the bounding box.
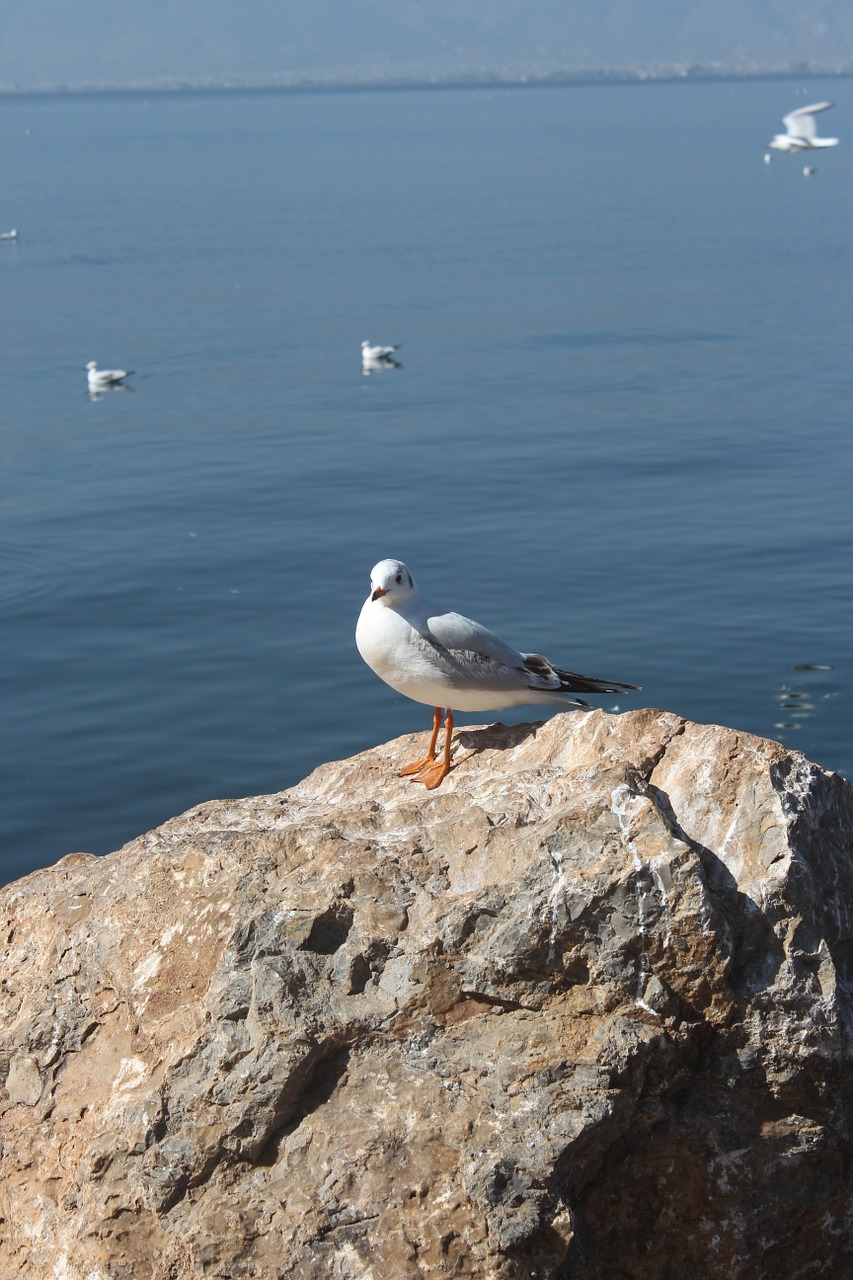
[87,383,134,402]
[774,665,835,731]
[361,353,402,376]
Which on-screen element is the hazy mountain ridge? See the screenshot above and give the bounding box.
[3,0,853,91]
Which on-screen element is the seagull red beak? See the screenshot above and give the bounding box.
[372,586,388,600]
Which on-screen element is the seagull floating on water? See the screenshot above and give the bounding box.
[0,229,17,241]
[355,558,639,789]
[85,360,134,390]
[361,340,400,362]
[769,102,839,153]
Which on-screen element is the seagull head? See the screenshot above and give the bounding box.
[85,361,98,371]
[368,558,415,603]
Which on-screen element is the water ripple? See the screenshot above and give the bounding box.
[0,545,55,608]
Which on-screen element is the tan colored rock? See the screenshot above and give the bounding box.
[2,708,853,1278]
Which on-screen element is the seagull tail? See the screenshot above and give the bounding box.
[553,666,641,696]
[524,653,640,701]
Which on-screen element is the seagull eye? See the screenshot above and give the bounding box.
[395,573,402,584]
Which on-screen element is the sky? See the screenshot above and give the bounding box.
[2,0,853,91]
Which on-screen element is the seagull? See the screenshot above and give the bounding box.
[85,360,134,390]
[355,558,640,789]
[0,229,17,240]
[769,102,839,153]
[361,340,400,362]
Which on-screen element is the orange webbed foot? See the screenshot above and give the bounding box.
[399,756,436,778]
[399,706,443,779]
[406,708,454,789]
[411,758,451,789]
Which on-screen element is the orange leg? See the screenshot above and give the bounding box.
[411,709,454,789]
[399,706,443,777]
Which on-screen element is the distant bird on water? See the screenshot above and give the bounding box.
[769,102,839,153]
[361,340,400,363]
[355,558,640,789]
[85,360,134,390]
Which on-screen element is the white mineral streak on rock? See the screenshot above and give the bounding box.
[547,847,567,966]
[2,708,853,1278]
[611,783,657,1014]
[112,1056,149,1097]
[132,952,162,989]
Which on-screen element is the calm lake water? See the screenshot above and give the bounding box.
[2,78,852,884]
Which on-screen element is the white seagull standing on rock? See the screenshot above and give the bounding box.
[769,102,839,153]
[85,360,134,390]
[355,558,640,789]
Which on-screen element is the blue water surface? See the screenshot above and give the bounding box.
[2,78,852,883]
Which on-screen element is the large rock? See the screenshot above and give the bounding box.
[2,708,853,1279]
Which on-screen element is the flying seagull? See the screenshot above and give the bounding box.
[769,102,839,153]
[355,558,639,788]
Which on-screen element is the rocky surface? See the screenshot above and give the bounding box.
[2,707,853,1279]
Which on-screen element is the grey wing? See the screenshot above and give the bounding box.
[423,610,532,691]
[418,611,637,701]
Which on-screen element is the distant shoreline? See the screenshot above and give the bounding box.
[2,63,852,101]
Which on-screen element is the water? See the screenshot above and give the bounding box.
[2,79,852,885]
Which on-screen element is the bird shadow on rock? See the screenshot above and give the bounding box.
[454,720,542,760]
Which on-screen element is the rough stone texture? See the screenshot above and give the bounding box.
[2,707,853,1279]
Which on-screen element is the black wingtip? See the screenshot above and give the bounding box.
[555,668,641,696]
